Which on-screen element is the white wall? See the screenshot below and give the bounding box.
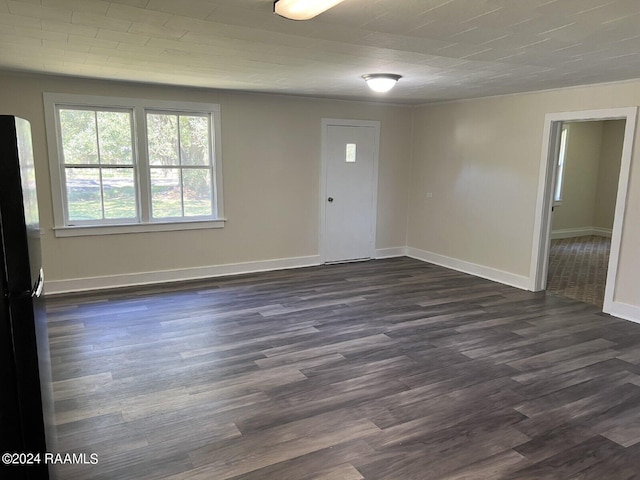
[3,69,640,320]
[551,120,624,235]
[551,122,603,233]
[408,80,640,313]
[594,120,625,231]
[0,72,412,291]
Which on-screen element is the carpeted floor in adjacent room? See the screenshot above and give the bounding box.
[546,235,611,308]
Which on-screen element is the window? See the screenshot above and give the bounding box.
[44,94,224,236]
[345,143,356,163]
[146,113,213,219]
[554,125,568,204]
[58,108,136,223]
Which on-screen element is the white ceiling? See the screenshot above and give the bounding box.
[2,0,640,104]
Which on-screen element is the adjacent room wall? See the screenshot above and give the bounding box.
[594,120,625,231]
[551,119,624,237]
[407,80,640,313]
[0,72,412,291]
[551,121,604,235]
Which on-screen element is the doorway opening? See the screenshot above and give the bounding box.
[530,107,637,314]
[546,120,625,307]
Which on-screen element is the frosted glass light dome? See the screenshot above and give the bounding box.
[274,0,345,20]
[362,74,402,93]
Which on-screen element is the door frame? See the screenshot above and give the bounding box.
[529,106,638,313]
[319,118,380,263]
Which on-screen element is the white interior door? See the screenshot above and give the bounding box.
[322,121,378,263]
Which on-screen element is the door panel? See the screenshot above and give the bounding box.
[324,124,377,263]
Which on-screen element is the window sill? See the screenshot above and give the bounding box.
[53,219,226,237]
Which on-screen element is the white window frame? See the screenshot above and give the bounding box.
[553,124,569,205]
[44,93,225,237]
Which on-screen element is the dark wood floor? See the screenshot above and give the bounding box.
[45,257,640,479]
[547,235,611,307]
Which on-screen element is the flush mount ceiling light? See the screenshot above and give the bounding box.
[273,0,345,20]
[362,73,402,93]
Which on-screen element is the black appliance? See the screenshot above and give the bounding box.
[0,115,55,479]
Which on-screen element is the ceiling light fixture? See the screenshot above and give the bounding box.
[273,0,345,21]
[362,73,402,93]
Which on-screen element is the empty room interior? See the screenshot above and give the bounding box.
[546,119,625,308]
[3,1,640,479]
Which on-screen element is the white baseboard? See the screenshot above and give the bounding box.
[551,227,612,239]
[45,246,640,325]
[45,255,322,295]
[406,247,531,291]
[375,247,408,258]
[605,301,640,325]
[45,247,416,295]
[592,227,613,238]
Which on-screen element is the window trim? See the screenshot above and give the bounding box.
[553,124,569,206]
[44,93,225,237]
[57,106,139,226]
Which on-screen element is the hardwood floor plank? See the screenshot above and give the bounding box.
[508,436,625,479]
[601,419,640,447]
[225,440,374,480]
[310,463,364,480]
[439,450,530,480]
[183,412,381,479]
[507,339,617,371]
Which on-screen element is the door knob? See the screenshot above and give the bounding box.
[328,197,334,203]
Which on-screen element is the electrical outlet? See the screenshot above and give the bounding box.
[426,192,433,198]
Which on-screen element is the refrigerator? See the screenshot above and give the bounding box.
[0,116,55,479]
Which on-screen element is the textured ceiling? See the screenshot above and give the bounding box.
[2,0,640,104]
